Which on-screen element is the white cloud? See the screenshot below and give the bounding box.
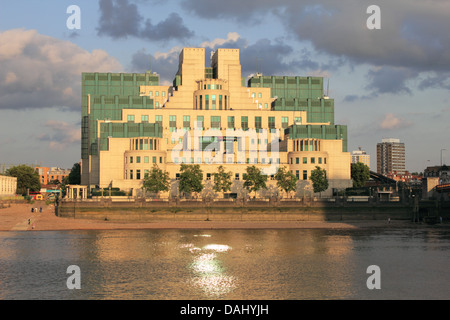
[200,32,243,49]
[379,113,411,130]
[0,28,123,111]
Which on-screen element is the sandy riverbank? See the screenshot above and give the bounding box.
[0,202,415,232]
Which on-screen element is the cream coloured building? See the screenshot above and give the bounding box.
[80,48,351,197]
[0,175,17,197]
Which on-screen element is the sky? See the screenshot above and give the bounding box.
[0,0,449,172]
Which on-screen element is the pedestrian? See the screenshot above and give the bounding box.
[388,217,391,224]
[31,208,34,213]
[39,207,42,213]
[28,219,31,225]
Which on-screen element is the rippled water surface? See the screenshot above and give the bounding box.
[1,226,449,299]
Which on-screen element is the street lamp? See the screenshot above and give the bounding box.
[441,149,447,166]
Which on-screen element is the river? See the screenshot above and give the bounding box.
[1,226,449,300]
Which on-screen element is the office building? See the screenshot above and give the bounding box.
[80,48,352,197]
[377,138,406,175]
[351,148,370,168]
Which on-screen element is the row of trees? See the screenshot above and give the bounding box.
[142,164,330,198]
[2,163,81,196]
[2,161,369,198]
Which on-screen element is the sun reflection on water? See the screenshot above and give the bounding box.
[188,243,236,298]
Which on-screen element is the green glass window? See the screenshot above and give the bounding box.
[268,117,275,129]
[211,116,221,129]
[169,115,177,132]
[196,116,204,129]
[241,116,248,131]
[255,116,262,130]
[228,116,235,129]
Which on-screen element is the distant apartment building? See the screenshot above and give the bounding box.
[351,148,370,168]
[377,138,406,175]
[35,167,71,185]
[0,175,17,196]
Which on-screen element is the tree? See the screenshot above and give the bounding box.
[309,166,329,196]
[274,166,298,198]
[179,164,204,197]
[213,165,232,194]
[351,162,370,188]
[5,165,41,196]
[67,162,81,185]
[243,165,267,198]
[143,164,170,197]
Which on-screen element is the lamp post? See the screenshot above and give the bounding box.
[441,149,447,167]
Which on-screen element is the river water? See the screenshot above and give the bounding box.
[1,225,449,300]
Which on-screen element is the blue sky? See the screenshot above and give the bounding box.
[0,0,449,172]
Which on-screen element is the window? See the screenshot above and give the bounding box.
[155,115,162,127]
[228,116,235,129]
[211,116,220,130]
[183,115,190,130]
[141,115,148,123]
[155,101,159,108]
[235,173,239,180]
[144,156,149,163]
[206,173,211,180]
[296,170,300,179]
[136,170,141,180]
[160,157,163,163]
[268,117,275,129]
[282,117,289,129]
[303,170,308,180]
[130,156,133,164]
[219,95,223,110]
[205,95,209,110]
[318,157,322,164]
[136,156,141,164]
[152,156,157,164]
[295,117,302,124]
[169,115,177,132]
[211,95,216,110]
[127,115,135,122]
[311,157,315,164]
[258,92,262,98]
[130,170,134,180]
[155,91,159,96]
[255,116,262,130]
[241,116,248,131]
[196,116,204,130]
[296,157,299,164]
[303,157,307,164]
[162,91,165,97]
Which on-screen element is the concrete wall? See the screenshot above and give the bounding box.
[57,198,429,222]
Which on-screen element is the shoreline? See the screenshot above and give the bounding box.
[0,203,436,232]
